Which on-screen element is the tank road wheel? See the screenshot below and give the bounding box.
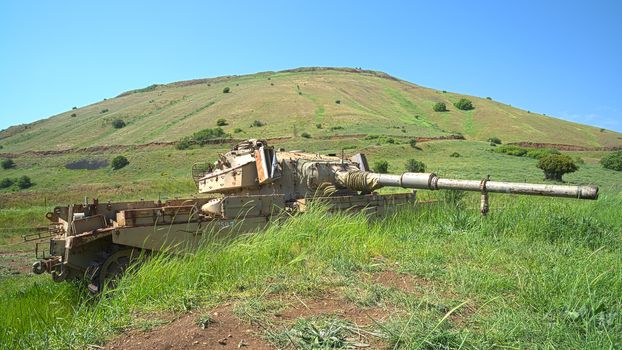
[89,249,141,293]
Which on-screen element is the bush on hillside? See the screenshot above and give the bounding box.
[335,100,341,104]
[373,160,389,174]
[409,139,417,148]
[453,98,474,111]
[0,178,13,189]
[525,148,560,159]
[537,154,578,181]
[301,132,311,139]
[101,109,109,114]
[16,175,32,189]
[488,137,502,145]
[316,123,322,129]
[433,102,447,112]
[223,87,230,93]
[111,155,129,170]
[405,159,426,173]
[234,128,243,133]
[251,120,265,127]
[216,118,228,126]
[192,128,228,145]
[600,151,622,171]
[1,159,15,169]
[71,113,77,117]
[450,152,461,158]
[112,119,126,129]
[176,138,192,150]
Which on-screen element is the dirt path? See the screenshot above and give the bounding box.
[0,135,465,158]
[509,141,622,151]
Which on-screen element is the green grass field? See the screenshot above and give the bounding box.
[1,194,621,349]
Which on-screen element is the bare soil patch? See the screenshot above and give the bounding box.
[105,305,273,350]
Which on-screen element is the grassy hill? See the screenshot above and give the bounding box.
[1,67,621,349]
[1,67,621,152]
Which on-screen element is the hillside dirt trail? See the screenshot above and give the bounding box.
[0,134,465,158]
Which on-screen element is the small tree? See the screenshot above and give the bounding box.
[488,137,502,145]
[111,155,129,170]
[537,154,577,181]
[373,160,389,174]
[405,159,426,172]
[223,87,230,93]
[112,119,126,129]
[0,178,13,189]
[453,98,474,111]
[216,118,228,126]
[433,102,447,112]
[1,159,15,169]
[16,175,32,189]
[409,138,417,148]
[600,151,622,171]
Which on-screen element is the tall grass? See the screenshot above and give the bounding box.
[1,193,620,349]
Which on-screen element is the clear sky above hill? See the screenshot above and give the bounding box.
[1,0,621,132]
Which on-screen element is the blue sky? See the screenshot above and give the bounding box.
[1,0,621,132]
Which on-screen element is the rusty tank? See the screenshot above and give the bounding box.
[31,139,598,292]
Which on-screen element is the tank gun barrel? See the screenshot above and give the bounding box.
[375,173,598,200]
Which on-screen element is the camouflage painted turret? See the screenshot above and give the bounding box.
[32,139,598,292]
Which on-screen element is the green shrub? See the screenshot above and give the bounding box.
[453,98,474,111]
[450,152,461,157]
[301,132,311,139]
[71,113,77,117]
[537,154,578,181]
[111,156,129,170]
[1,159,15,169]
[222,87,230,93]
[488,137,502,145]
[216,118,228,126]
[112,119,126,129]
[251,120,265,127]
[191,128,228,145]
[405,159,426,172]
[176,138,192,150]
[486,97,492,100]
[600,151,622,171]
[16,175,32,189]
[409,139,417,148]
[433,102,447,112]
[525,148,560,159]
[0,178,13,189]
[72,106,77,110]
[315,123,322,129]
[101,109,109,114]
[0,145,3,149]
[372,160,389,174]
[234,128,243,133]
[329,126,343,131]
[335,100,341,104]
[494,145,528,157]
